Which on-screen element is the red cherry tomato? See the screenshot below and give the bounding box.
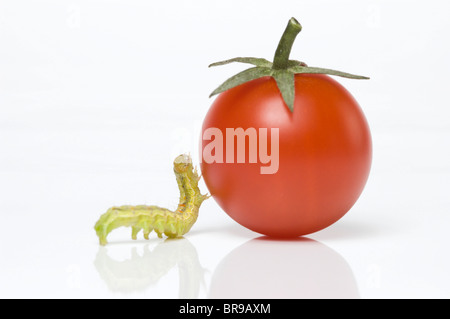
[200,73,371,237]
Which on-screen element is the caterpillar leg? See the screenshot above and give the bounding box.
[154,219,165,238]
[142,222,153,240]
[131,226,141,240]
[165,232,183,239]
[164,222,179,238]
[97,227,108,246]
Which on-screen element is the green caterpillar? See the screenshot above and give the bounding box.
[94,154,209,245]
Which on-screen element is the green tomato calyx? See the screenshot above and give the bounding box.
[209,17,369,112]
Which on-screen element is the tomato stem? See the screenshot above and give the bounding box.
[272,17,302,70]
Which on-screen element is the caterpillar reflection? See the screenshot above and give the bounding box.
[94,154,209,245]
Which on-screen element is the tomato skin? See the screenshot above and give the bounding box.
[201,73,372,237]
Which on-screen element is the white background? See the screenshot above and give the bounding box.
[1,0,449,299]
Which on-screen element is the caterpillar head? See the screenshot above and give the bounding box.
[174,154,193,174]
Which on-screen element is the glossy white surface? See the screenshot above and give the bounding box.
[1,0,450,299]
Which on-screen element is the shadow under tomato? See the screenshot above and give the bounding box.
[207,236,360,299]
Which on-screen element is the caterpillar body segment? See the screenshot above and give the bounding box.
[94,154,209,245]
